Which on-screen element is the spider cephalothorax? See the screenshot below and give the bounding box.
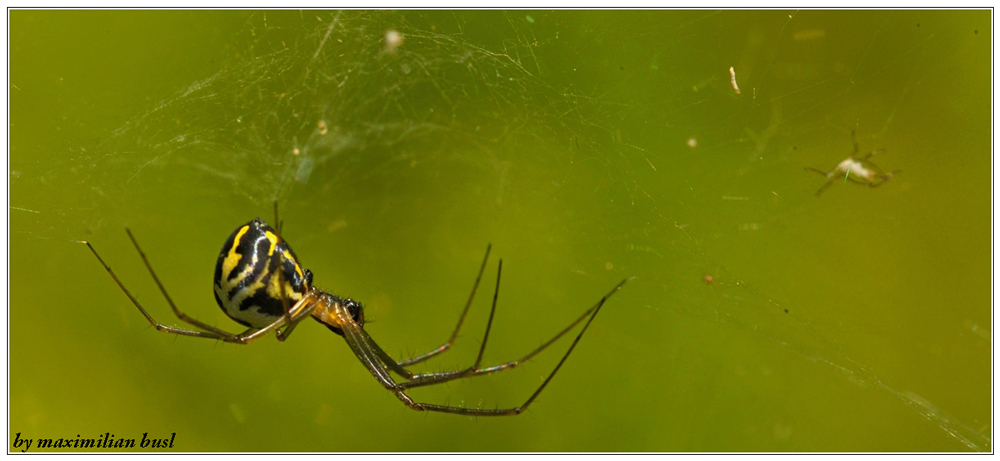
[317,294,365,336]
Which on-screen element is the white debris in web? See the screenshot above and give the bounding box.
[383,29,403,54]
[729,66,741,94]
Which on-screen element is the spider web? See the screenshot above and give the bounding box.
[12,10,989,451]
[36,11,600,225]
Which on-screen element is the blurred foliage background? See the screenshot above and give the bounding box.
[9,10,990,451]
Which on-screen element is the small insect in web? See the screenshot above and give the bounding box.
[805,131,901,197]
[83,206,627,416]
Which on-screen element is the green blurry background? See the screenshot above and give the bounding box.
[9,10,990,452]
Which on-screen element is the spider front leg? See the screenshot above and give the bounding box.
[813,177,836,196]
[805,167,832,178]
[271,202,296,337]
[336,279,622,416]
[399,277,628,389]
[361,261,626,393]
[274,262,297,342]
[396,244,493,367]
[804,167,836,196]
[357,259,506,383]
[866,170,901,188]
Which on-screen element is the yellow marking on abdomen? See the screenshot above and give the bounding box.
[221,225,251,279]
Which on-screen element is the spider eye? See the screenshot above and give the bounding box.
[344,299,365,327]
[212,219,311,328]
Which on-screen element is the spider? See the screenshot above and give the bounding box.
[84,208,627,416]
[805,131,900,196]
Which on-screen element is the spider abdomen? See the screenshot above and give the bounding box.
[213,218,313,328]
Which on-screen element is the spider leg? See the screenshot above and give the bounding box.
[273,200,284,237]
[276,320,300,341]
[270,201,295,332]
[339,278,623,416]
[806,168,835,196]
[857,148,885,162]
[273,254,296,340]
[122,228,244,337]
[397,244,492,367]
[339,308,398,386]
[858,157,889,177]
[400,277,629,389]
[814,178,836,196]
[805,167,832,177]
[867,170,900,188]
[85,236,316,345]
[276,292,323,341]
[362,259,507,382]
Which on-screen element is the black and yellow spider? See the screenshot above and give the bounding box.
[84,210,627,416]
